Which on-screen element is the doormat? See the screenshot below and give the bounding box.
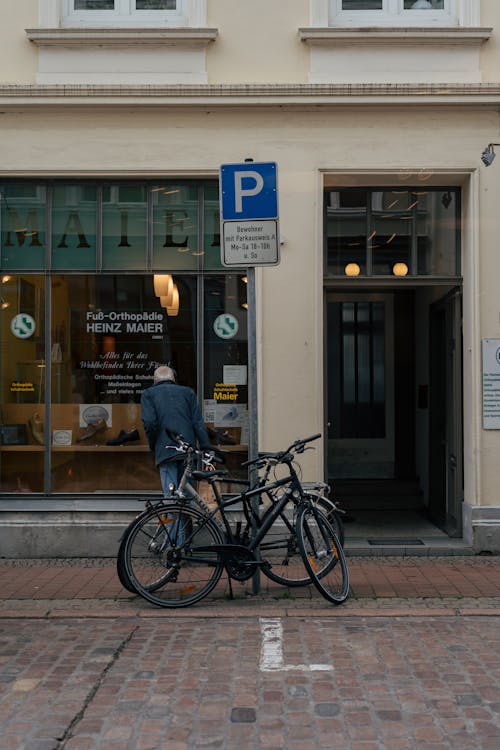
[367,538,424,546]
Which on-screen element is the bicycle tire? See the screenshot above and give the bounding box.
[296,504,349,605]
[123,503,225,608]
[261,494,343,587]
[117,532,136,593]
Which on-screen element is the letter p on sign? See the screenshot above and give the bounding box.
[234,171,264,213]
[220,162,278,221]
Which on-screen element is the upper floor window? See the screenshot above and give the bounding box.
[330,0,457,26]
[63,0,187,26]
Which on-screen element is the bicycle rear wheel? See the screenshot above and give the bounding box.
[296,505,349,604]
[123,503,225,608]
[261,494,343,587]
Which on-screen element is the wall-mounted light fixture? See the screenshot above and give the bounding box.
[481,143,500,167]
[393,262,409,277]
[345,263,361,277]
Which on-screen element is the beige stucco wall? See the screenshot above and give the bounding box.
[479,0,500,82]
[0,0,38,83]
[3,1,500,87]
[1,104,499,499]
[207,0,309,84]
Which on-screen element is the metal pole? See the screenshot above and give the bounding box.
[247,265,260,594]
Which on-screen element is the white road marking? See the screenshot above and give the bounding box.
[259,617,333,672]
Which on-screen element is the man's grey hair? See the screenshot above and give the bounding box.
[153,365,176,383]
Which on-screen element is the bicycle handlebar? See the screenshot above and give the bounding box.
[241,433,321,468]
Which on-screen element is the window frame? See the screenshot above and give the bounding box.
[62,0,187,27]
[308,0,480,28]
[330,0,456,27]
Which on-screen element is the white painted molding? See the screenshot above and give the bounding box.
[309,0,481,27]
[299,26,492,45]
[26,27,218,47]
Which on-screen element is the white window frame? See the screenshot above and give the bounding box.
[62,0,186,26]
[310,0,480,27]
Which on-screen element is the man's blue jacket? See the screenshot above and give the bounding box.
[140,380,211,466]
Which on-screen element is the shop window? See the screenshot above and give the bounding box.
[49,273,197,493]
[325,187,460,278]
[0,181,249,495]
[0,275,46,493]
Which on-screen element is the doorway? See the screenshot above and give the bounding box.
[325,286,464,539]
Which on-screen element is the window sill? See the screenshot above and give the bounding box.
[26,26,218,48]
[299,26,492,46]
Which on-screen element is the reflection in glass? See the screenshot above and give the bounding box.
[52,185,97,271]
[342,1,383,8]
[404,0,444,8]
[102,185,148,270]
[372,191,411,276]
[204,275,248,460]
[0,185,46,271]
[75,1,115,8]
[325,187,459,277]
[204,184,223,270]
[136,1,176,8]
[152,185,199,271]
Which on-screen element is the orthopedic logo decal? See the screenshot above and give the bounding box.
[214,313,239,339]
[10,314,36,339]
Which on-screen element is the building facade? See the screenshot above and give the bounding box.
[1,0,500,555]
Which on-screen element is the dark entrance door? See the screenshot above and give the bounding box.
[428,289,463,536]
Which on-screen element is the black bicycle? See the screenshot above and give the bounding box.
[119,434,349,608]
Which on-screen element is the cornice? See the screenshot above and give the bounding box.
[1,83,500,108]
[25,27,218,47]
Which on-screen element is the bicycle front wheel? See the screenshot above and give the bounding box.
[123,503,225,608]
[261,493,344,588]
[296,505,349,605]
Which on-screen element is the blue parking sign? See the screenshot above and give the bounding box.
[220,162,278,221]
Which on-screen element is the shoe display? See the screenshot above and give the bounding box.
[29,412,45,445]
[206,426,237,446]
[106,428,140,446]
[77,417,107,443]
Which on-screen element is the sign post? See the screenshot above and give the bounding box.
[220,161,280,594]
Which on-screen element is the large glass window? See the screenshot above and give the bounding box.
[0,181,248,495]
[0,275,46,492]
[325,187,460,278]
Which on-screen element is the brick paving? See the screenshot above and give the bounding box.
[0,556,500,612]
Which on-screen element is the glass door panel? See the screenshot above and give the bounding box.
[327,293,395,479]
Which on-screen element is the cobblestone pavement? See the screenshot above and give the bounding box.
[1,614,500,749]
[1,557,499,749]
